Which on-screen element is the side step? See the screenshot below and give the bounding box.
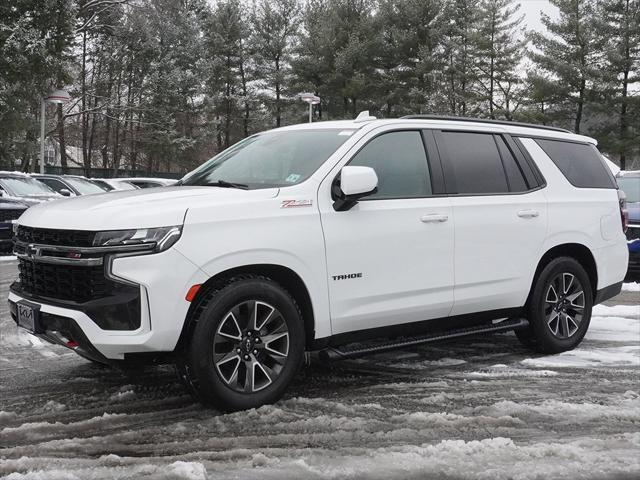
[319,318,529,361]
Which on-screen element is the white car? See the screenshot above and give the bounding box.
[114,177,177,188]
[90,178,139,191]
[8,114,628,411]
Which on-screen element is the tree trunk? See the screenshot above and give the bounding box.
[275,56,281,128]
[239,47,250,137]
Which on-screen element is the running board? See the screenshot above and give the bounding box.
[319,318,529,361]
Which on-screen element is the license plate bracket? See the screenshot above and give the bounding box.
[16,301,43,334]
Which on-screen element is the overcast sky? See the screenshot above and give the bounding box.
[519,0,559,33]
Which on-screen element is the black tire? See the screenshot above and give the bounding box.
[176,275,305,411]
[517,257,593,354]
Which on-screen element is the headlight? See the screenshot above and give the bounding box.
[92,226,182,252]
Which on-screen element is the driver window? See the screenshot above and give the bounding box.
[349,131,432,199]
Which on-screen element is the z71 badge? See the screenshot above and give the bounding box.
[281,199,313,208]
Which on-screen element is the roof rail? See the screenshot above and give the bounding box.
[400,115,572,134]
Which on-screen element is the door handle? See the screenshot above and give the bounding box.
[517,209,539,218]
[420,214,449,223]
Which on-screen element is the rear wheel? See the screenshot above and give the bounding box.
[517,257,593,353]
[177,276,305,411]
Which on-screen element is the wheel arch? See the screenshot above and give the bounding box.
[175,264,317,352]
[529,243,598,302]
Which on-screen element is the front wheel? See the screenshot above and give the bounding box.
[517,257,593,354]
[177,275,305,411]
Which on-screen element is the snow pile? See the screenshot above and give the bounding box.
[622,282,639,293]
[472,396,640,424]
[210,435,640,480]
[588,314,640,342]
[467,364,558,378]
[522,345,640,368]
[592,304,639,318]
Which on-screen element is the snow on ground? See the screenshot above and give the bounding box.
[1,260,639,479]
[622,282,639,293]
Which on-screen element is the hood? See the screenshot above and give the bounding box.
[18,186,279,230]
[0,198,30,209]
[2,193,59,206]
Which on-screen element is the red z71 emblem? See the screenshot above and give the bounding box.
[281,199,313,208]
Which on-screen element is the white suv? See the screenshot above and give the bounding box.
[8,114,628,411]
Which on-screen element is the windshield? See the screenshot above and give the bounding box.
[618,176,640,203]
[64,177,107,195]
[0,177,56,196]
[180,129,353,189]
[113,180,138,190]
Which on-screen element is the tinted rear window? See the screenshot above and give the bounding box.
[440,131,509,194]
[535,139,616,189]
[495,136,528,192]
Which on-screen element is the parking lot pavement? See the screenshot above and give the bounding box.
[1,257,639,479]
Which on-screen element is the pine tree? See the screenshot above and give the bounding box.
[251,0,301,128]
[594,0,639,169]
[530,0,603,134]
[374,0,444,117]
[475,0,524,119]
[440,0,482,116]
[204,0,249,149]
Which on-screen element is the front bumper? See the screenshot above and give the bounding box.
[8,247,207,360]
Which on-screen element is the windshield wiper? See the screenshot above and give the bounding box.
[204,179,249,190]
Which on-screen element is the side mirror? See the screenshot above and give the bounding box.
[332,166,378,211]
[59,188,72,197]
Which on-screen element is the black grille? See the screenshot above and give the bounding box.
[17,258,107,303]
[626,226,640,241]
[0,209,23,222]
[16,226,96,247]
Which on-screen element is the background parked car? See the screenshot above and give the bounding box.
[90,178,139,191]
[32,174,108,196]
[617,170,640,280]
[114,177,177,188]
[0,195,28,253]
[0,171,61,205]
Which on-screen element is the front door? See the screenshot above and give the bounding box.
[319,129,455,335]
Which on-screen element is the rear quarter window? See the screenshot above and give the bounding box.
[535,139,616,189]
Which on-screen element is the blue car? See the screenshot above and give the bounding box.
[0,195,29,253]
[617,171,640,279]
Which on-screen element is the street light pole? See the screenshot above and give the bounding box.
[39,99,46,174]
[299,93,321,123]
[39,89,71,174]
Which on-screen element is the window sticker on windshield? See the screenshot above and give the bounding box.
[285,174,301,183]
[338,130,355,136]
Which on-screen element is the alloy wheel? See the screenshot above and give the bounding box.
[213,300,289,393]
[544,272,585,339]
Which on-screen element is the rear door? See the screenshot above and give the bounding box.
[434,130,548,316]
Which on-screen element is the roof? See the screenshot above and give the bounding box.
[617,170,640,177]
[0,171,31,178]
[274,113,597,145]
[400,115,571,133]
